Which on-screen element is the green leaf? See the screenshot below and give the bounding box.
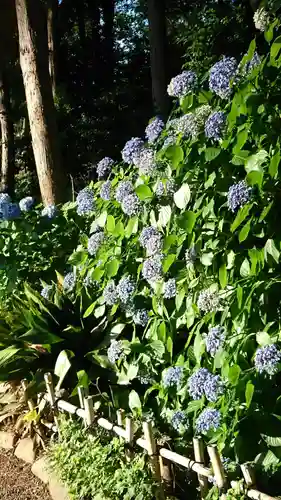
[113,221,124,238]
[129,390,141,411]
[177,211,197,233]
[158,322,166,342]
[194,332,204,364]
[201,252,213,267]
[270,35,281,62]
[106,258,119,277]
[233,129,248,154]
[95,210,107,228]
[106,215,115,232]
[83,302,96,318]
[180,94,194,112]
[165,145,184,168]
[219,263,227,289]
[262,450,279,471]
[125,216,138,238]
[163,254,176,273]
[231,204,252,232]
[238,218,252,243]
[247,170,263,188]
[167,337,173,360]
[228,364,241,386]
[111,323,125,334]
[135,185,153,200]
[269,148,280,178]
[264,239,279,263]
[205,148,220,162]
[149,340,165,358]
[54,350,72,390]
[245,150,268,174]
[262,435,281,447]
[158,205,172,227]
[68,251,88,266]
[127,364,138,381]
[245,381,254,408]
[256,331,271,346]
[174,184,191,210]
[0,347,20,368]
[94,305,106,318]
[240,258,250,277]
[259,202,273,223]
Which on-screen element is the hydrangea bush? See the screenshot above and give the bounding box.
[2,17,281,495]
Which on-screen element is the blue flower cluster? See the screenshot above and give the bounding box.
[121,193,141,216]
[205,326,225,357]
[255,344,281,375]
[175,113,199,139]
[171,411,189,432]
[145,117,165,143]
[155,180,176,198]
[107,340,124,364]
[209,57,237,99]
[133,309,149,327]
[76,187,95,216]
[63,272,76,292]
[117,276,135,303]
[115,181,134,203]
[88,231,104,256]
[188,368,224,402]
[121,137,144,165]
[253,8,270,31]
[96,157,114,179]
[142,255,163,282]
[136,148,158,176]
[19,196,34,212]
[196,408,221,434]
[163,278,177,299]
[0,194,20,221]
[227,180,251,212]
[100,181,112,201]
[197,289,220,313]
[41,284,52,300]
[103,281,118,306]
[205,111,226,141]
[163,366,183,388]
[167,70,197,98]
[139,226,163,256]
[41,204,57,219]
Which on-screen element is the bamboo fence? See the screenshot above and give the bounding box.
[23,373,280,500]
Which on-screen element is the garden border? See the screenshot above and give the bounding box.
[28,373,279,500]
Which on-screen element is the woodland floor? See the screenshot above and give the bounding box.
[0,449,52,500]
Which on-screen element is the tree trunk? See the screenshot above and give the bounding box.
[147,0,170,118]
[15,0,66,205]
[47,0,57,98]
[0,72,14,195]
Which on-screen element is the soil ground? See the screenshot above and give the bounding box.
[0,449,52,500]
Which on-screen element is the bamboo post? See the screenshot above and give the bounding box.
[21,379,35,412]
[84,395,94,426]
[78,386,89,427]
[44,372,59,432]
[241,464,255,487]
[207,446,227,492]
[117,409,124,427]
[159,454,173,494]
[193,437,208,498]
[125,416,134,461]
[143,421,164,499]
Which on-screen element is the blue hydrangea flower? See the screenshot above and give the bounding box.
[155,180,176,198]
[142,255,163,282]
[255,344,281,375]
[115,181,134,203]
[63,272,76,292]
[100,181,112,201]
[41,204,57,219]
[103,281,118,306]
[163,366,184,388]
[5,203,20,220]
[163,133,177,149]
[175,113,199,139]
[209,57,237,99]
[133,309,149,327]
[88,231,104,256]
[121,193,141,217]
[205,111,226,140]
[117,276,135,303]
[227,180,251,212]
[107,340,124,364]
[197,289,220,313]
[139,372,153,385]
[0,193,11,206]
[196,408,221,434]
[167,71,197,98]
[136,148,158,176]
[122,137,144,164]
[194,105,212,128]
[242,52,261,75]
[188,368,210,400]
[254,8,270,31]
[139,227,163,256]
[163,278,177,299]
[185,247,197,266]
[96,157,114,179]
[19,196,34,212]
[204,374,224,402]
[205,326,225,357]
[145,117,165,143]
[41,285,52,300]
[171,411,189,432]
[76,187,95,216]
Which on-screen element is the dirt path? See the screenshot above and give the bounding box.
[0,449,52,500]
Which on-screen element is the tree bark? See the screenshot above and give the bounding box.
[15,0,66,205]
[47,0,57,98]
[147,0,170,118]
[0,72,15,195]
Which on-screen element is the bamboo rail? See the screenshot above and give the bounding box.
[22,373,279,500]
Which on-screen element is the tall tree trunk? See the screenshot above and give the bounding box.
[0,72,14,195]
[15,0,66,205]
[47,0,57,98]
[147,0,170,118]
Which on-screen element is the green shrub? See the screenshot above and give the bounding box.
[48,418,160,500]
